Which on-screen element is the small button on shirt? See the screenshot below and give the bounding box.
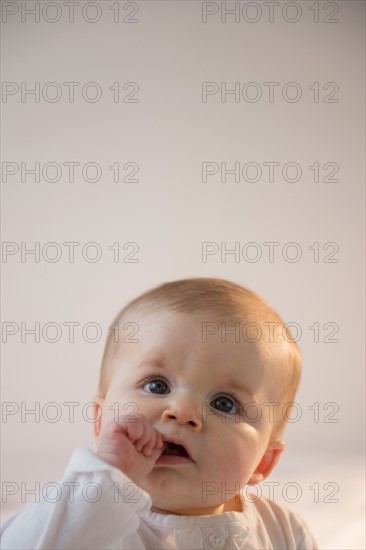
[208,531,224,548]
[208,533,224,548]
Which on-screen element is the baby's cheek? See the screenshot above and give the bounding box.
[216,431,262,484]
[222,456,253,487]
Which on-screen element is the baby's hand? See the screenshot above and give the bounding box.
[96,412,164,484]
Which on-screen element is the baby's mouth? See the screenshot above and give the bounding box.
[157,438,195,463]
[162,442,190,458]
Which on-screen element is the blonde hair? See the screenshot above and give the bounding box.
[97,277,301,440]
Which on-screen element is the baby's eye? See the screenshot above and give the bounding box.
[143,378,170,395]
[210,395,238,414]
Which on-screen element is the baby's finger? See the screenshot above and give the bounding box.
[150,429,164,450]
[135,423,154,452]
[141,428,164,457]
[155,431,164,448]
[124,419,144,444]
[140,430,158,456]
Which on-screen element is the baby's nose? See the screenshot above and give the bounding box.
[161,397,202,431]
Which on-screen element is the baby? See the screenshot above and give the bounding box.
[1,277,318,549]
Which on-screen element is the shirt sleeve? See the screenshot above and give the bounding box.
[285,504,319,550]
[296,523,319,550]
[252,496,319,550]
[0,447,152,550]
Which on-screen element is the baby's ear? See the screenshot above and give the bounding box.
[92,395,105,442]
[247,440,286,485]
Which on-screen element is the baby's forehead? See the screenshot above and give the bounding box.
[120,307,289,358]
[115,309,291,392]
[132,304,282,327]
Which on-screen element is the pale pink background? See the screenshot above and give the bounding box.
[1,1,365,548]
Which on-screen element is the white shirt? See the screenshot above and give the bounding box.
[0,447,318,550]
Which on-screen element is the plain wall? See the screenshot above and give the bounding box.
[1,1,365,545]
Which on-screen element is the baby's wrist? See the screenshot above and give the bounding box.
[97,450,124,471]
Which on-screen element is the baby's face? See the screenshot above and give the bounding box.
[96,310,285,515]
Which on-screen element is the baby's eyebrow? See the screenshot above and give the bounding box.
[136,358,166,369]
[223,377,256,398]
